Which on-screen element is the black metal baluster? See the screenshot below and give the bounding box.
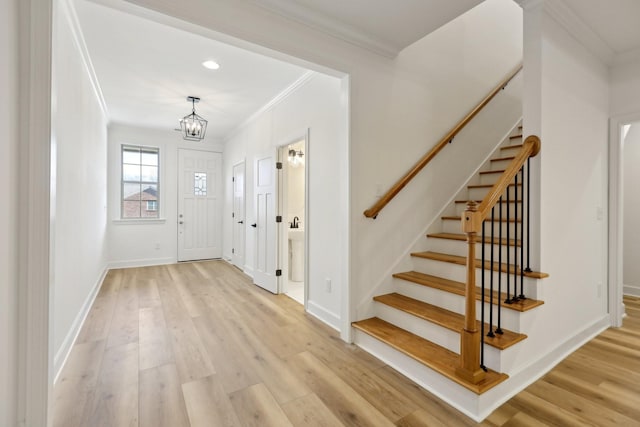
[496,197,503,335]
[525,157,532,274]
[519,166,526,299]
[488,206,495,339]
[505,176,512,304]
[514,168,520,301]
[481,217,486,371]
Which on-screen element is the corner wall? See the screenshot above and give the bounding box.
[50,0,110,375]
[519,0,610,376]
[0,0,20,424]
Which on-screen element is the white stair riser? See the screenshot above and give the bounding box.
[373,302,509,372]
[394,279,524,332]
[410,257,541,299]
[441,219,522,237]
[427,237,522,259]
[455,202,522,217]
[490,158,515,171]
[467,185,521,201]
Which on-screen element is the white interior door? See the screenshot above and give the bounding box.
[253,150,279,293]
[232,161,245,269]
[178,149,222,261]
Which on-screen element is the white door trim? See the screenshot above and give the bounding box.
[232,160,246,269]
[18,0,54,425]
[609,112,640,327]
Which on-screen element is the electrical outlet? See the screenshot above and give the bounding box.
[325,278,332,293]
[155,243,161,250]
[597,207,603,221]
[597,282,602,298]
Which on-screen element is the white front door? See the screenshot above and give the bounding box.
[177,149,222,261]
[253,150,279,293]
[232,161,245,269]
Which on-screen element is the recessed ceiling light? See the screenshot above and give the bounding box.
[202,60,220,70]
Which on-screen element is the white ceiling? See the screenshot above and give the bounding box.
[73,0,640,140]
[248,0,484,57]
[74,0,310,139]
[563,0,640,55]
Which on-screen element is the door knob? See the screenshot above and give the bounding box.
[179,221,184,224]
[238,220,244,224]
[251,223,257,228]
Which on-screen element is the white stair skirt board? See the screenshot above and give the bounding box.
[354,314,610,422]
[373,302,520,373]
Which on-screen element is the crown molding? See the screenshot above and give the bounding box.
[516,0,615,65]
[59,0,110,118]
[246,0,399,58]
[612,47,640,68]
[224,70,316,141]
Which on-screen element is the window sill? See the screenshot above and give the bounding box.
[112,218,167,225]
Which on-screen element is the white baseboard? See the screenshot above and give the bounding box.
[307,300,340,332]
[623,284,640,297]
[107,257,175,269]
[242,264,254,279]
[53,265,108,383]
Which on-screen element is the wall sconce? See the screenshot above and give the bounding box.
[288,149,304,167]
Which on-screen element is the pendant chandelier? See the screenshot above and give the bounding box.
[180,96,208,141]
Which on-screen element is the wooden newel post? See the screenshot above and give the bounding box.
[456,201,486,384]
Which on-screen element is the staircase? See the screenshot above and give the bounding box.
[353,124,548,411]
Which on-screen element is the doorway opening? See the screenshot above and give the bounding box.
[278,136,307,305]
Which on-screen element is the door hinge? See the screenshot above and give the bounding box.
[232,248,235,254]
[276,269,282,277]
[232,176,235,182]
[276,215,282,223]
[276,162,283,170]
[232,212,235,218]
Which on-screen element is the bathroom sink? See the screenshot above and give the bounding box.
[288,229,304,241]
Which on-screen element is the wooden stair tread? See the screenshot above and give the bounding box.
[442,216,521,223]
[411,251,548,279]
[501,144,523,151]
[392,271,544,312]
[352,317,508,394]
[427,232,521,247]
[468,183,522,189]
[479,169,506,175]
[455,200,521,204]
[373,293,527,350]
[491,156,515,162]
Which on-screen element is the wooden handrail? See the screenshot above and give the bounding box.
[363,63,523,219]
[456,134,540,384]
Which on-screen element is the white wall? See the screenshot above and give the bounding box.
[51,0,110,375]
[107,124,224,267]
[623,124,640,296]
[223,73,347,329]
[611,60,640,117]
[520,2,609,364]
[0,0,19,424]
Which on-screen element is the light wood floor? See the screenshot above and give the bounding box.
[52,261,640,426]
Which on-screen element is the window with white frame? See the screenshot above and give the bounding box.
[121,145,159,218]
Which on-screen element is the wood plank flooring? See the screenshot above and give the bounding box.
[52,261,640,426]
